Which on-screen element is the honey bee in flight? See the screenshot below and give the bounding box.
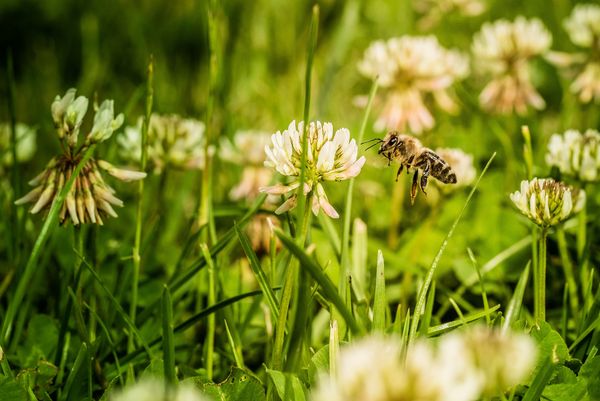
[365,132,457,204]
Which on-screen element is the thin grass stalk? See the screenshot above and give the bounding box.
[535,227,548,323]
[1,145,96,344]
[339,79,378,305]
[199,0,220,243]
[128,57,153,363]
[556,226,579,318]
[409,153,496,344]
[200,243,217,380]
[295,5,319,235]
[162,286,176,385]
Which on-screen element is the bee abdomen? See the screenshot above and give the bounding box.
[429,158,457,184]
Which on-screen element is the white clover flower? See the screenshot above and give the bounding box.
[15,89,145,226]
[414,0,486,29]
[434,148,476,188]
[110,379,208,401]
[564,4,600,48]
[119,115,207,174]
[546,129,600,181]
[220,130,274,201]
[312,335,482,401]
[510,178,585,227]
[0,123,37,167]
[472,17,551,114]
[261,120,365,218]
[547,5,600,103]
[358,36,469,134]
[444,326,538,396]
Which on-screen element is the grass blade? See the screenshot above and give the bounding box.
[372,250,386,332]
[502,262,530,333]
[162,286,176,384]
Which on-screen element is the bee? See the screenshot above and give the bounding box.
[367,132,457,204]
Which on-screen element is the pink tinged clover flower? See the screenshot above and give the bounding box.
[260,120,365,219]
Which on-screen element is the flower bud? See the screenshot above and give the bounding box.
[88,100,124,143]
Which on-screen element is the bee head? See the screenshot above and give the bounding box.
[378,132,404,159]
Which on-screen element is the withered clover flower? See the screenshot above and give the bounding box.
[15,89,146,225]
[547,4,600,103]
[260,120,365,218]
[546,129,600,182]
[472,17,552,115]
[510,178,585,228]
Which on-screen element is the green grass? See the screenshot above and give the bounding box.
[1,0,600,400]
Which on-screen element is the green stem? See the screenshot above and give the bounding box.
[1,145,96,344]
[339,80,378,304]
[200,244,217,381]
[6,52,20,263]
[556,226,579,319]
[129,57,153,361]
[577,200,586,261]
[535,228,548,323]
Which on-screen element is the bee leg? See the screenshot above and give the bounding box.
[410,170,419,205]
[395,164,404,182]
[420,162,430,195]
[406,155,415,174]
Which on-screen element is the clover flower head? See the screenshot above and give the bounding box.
[435,148,476,188]
[446,326,538,396]
[564,4,600,48]
[260,120,365,218]
[358,36,468,134]
[220,131,275,202]
[110,379,208,401]
[472,17,551,114]
[15,89,145,226]
[1,123,37,167]
[119,114,207,174]
[510,177,585,227]
[546,129,600,181]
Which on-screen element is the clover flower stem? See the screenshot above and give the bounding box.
[534,228,548,323]
[129,57,153,370]
[576,198,586,261]
[556,226,579,318]
[1,144,96,344]
[339,79,378,323]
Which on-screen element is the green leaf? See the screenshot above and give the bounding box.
[190,367,265,401]
[531,321,570,369]
[308,345,329,387]
[266,369,308,401]
[580,356,600,400]
[16,314,58,368]
[0,377,27,401]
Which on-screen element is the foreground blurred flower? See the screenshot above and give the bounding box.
[313,328,537,401]
[414,0,486,30]
[472,17,551,114]
[510,177,585,228]
[0,123,37,168]
[434,148,476,189]
[445,326,537,396]
[110,379,208,401]
[220,130,274,201]
[547,4,600,103]
[546,129,600,181]
[119,114,207,174]
[260,120,365,218]
[15,88,145,225]
[358,36,468,134]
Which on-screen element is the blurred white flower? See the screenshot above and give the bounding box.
[472,17,551,114]
[119,115,208,174]
[447,325,538,396]
[414,0,486,29]
[564,4,600,48]
[0,123,37,167]
[111,379,208,401]
[220,130,274,202]
[358,36,468,134]
[546,129,600,181]
[261,120,365,218]
[510,177,585,227]
[434,148,476,188]
[547,4,600,103]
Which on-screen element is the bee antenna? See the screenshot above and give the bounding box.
[361,138,382,145]
[364,140,383,151]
